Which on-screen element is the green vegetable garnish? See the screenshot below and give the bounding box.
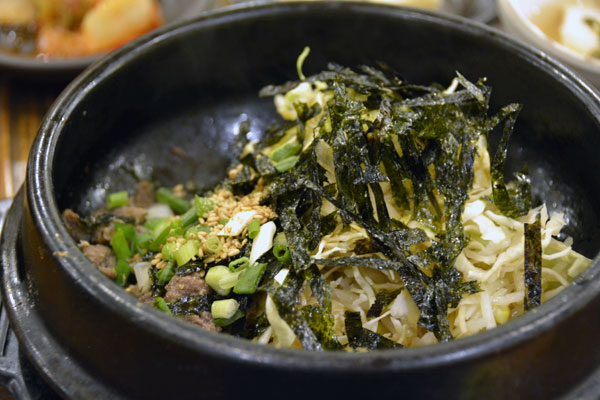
[110,228,131,261]
[229,257,250,271]
[161,241,178,261]
[115,259,131,287]
[155,297,172,315]
[132,231,152,255]
[213,309,245,327]
[175,239,201,266]
[247,219,261,239]
[273,245,291,265]
[205,236,222,254]
[270,143,302,162]
[233,262,267,294]
[194,196,215,218]
[156,261,175,286]
[180,206,198,227]
[156,187,191,215]
[211,298,240,320]
[205,265,235,296]
[273,155,299,173]
[106,190,128,210]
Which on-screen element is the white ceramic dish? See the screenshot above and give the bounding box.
[497,0,600,88]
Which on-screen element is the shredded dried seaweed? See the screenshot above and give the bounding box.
[237,61,533,349]
[169,295,212,315]
[345,312,403,350]
[489,104,534,218]
[524,213,542,310]
[367,289,402,318]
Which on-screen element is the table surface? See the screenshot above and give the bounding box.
[0,77,63,200]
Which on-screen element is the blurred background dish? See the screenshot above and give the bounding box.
[226,0,497,23]
[0,0,496,78]
[497,0,600,88]
[0,0,219,77]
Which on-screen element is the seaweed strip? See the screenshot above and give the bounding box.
[268,268,323,351]
[302,305,342,350]
[490,104,531,218]
[367,289,402,318]
[345,312,403,350]
[169,295,212,315]
[524,213,542,310]
[255,65,520,345]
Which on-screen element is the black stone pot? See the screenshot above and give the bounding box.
[2,2,600,399]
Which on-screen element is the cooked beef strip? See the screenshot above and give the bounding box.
[61,209,91,242]
[111,206,147,224]
[81,243,117,279]
[164,272,210,303]
[127,285,155,305]
[133,180,155,208]
[93,222,116,245]
[180,313,220,332]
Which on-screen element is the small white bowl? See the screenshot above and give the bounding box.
[497,0,600,88]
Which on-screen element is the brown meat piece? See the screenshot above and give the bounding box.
[127,285,155,305]
[81,244,117,279]
[179,313,220,333]
[133,180,155,208]
[164,272,209,303]
[61,209,90,242]
[111,206,147,224]
[93,222,116,245]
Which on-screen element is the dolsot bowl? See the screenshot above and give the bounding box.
[2,2,600,399]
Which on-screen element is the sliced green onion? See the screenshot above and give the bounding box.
[274,155,299,173]
[149,219,183,252]
[155,297,171,315]
[234,263,267,294]
[211,298,239,319]
[110,229,131,261]
[114,222,136,241]
[161,241,178,261]
[205,265,234,296]
[213,309,244,327]
[132,231,153,255]
[205,236,222,254]
[106,190,128,210]
[270,142,301,162]
[156,261,175,286]
[156,187,191,215]
[168,218,184,238]
[180,206,198,227]
[151,218,171,240]
[247,219,261,239]
[273,232,288,247]
[115,259,131,287]
[229,257,250,272]
[144,217,168,231]
[194,196,215,218]
[149,219,172,252]
[273,245,291,265]
[219,270,242,290]
[197,225,212,233]
[175,239,201,266]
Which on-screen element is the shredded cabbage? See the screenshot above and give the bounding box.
[255,77,592,348]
